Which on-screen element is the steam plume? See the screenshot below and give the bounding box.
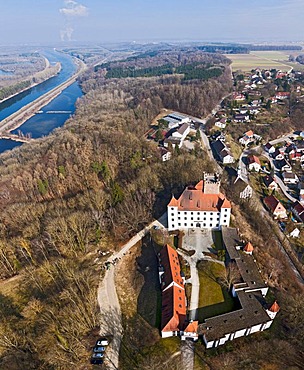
[59,0,89,41]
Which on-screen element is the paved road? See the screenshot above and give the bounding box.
[97,214,167,368]
[180,340,195,370]
[238,150,249,183]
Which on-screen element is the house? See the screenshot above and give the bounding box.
[275,92,290,100]
[292,201,304,222]
[234,114,250,123]
[264,142,275,154]
[264,195,287,219]
[234,176,253,199]
[167,173,231,231]
[215,118,227,129]
[282,171,298,185]
[164,123,190,149]
[158,244,187,338]
[298,182,304,203]
[262,175,278,191]
[199,228,279,349]
[272,149,284,161]
[289,228,300,238]
[239,130,255,146]
[212,140,234,164]
[274,158,292,172]
[158,147,171,162]
[248,155,261,172]
[232,92,246,101]
[172,123,190,140]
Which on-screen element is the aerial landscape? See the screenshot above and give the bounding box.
[0,1,304,369]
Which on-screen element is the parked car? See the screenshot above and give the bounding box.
[93,346,106,353]
[92,352,104,359]
[90,358,103,365]
[96,337,109,346]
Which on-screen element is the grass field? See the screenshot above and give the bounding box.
[228,51,293,71]
[197,261,238,321]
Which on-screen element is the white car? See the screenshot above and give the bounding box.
[96,337,109,346]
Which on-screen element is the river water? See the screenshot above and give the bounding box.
[0,50,83,152]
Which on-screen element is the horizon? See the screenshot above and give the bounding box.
[1,0,304,45]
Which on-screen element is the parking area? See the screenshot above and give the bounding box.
[181,228,214,257]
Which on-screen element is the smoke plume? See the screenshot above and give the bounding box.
[60,0,89,41]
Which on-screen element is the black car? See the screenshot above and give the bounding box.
[90,358,103,365]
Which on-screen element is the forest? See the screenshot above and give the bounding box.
[0,48,302,369]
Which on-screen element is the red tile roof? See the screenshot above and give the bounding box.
[184,321,198,333]
[159,244,186,334]
[168,181,231,211]
[248,155,261,165]
[264,195,286,214]
[244,242,254,253]
[269,301,280,313]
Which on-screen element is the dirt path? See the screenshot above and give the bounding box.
[97,215,167,368]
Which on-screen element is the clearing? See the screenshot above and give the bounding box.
[228,51,293,71]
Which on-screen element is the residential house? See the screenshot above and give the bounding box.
[274,158,292,172]
[282,171,299,185]
[164,123,190,149]
[272,149,285,161]
[234,114,250,123]
[248,155,261,172]
[212,140,234,164]
[234,176,253,199]
[275,92,290,100]
[199,228,279,349]
[289,228,300,238]
[167,174,231,231]
[292,201,304,223]
[262,175,278,192]
[239,130,255,146]
[215,118,227,129]
[264,142,275,154]
[298,182,304,203]
[264,195,287,219]
[232,92,246,101]
[158,147,171,162]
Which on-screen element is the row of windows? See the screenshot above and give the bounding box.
[171,218,229,229]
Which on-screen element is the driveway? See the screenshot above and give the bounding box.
[97,214,167,369]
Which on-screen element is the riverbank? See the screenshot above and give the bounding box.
[0,60,61,105]
[0,58,86,135]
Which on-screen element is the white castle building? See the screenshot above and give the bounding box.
[167,174,231,231]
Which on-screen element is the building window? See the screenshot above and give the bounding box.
[225,209,228,212]
[204,212,206,215]
[178,223,181,226]
[203,223,206,227]
[191,212,193,215]
[178,211,181,215]
[203,217,206,221]
[210,224,212,227]
[191,223,193,227]
[178,217,181,220]
[191,217,193,220]
[172,224,175,228]
[184,223,187,227]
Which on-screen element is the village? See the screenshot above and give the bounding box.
[98,64,304,369]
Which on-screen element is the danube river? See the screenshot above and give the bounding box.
[0,50,83,152]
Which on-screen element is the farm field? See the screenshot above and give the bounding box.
[228,51,293,71]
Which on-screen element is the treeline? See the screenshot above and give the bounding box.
[296,54,304,64]
[197,44,302,54]
[104,62,224,81]
[0,79,31,101]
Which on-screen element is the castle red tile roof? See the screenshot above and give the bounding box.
[184,321,198,333]
[159,245,186,335]
[244,242,254,253]
[168,181,231,211]
[269,301,280,313]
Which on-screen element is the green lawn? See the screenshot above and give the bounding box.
[197,261,239,321]
[212,230,223,251]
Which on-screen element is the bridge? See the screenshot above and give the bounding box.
[36,110,72,114]
[0,134,32,143]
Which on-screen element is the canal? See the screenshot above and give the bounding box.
[0,50,83,152]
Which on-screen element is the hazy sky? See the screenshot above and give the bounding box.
[0,0,303,44]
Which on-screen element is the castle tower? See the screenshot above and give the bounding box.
[243,242,254,255]
[203,173,220,194]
